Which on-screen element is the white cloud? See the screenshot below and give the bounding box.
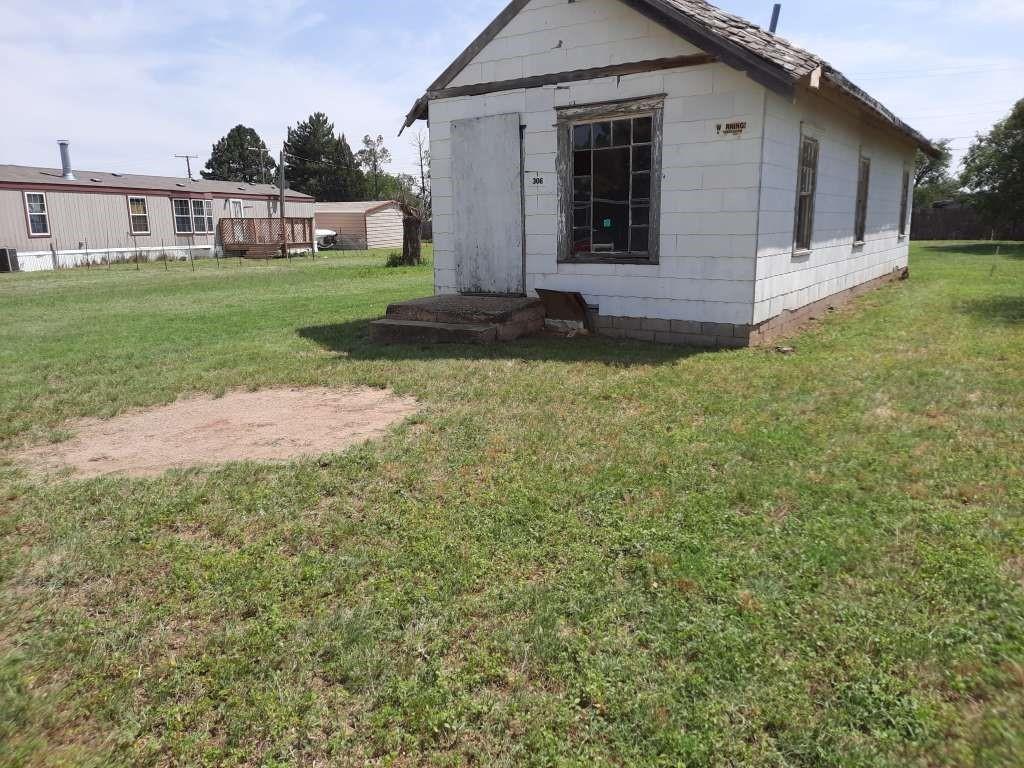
[0,0,497,181]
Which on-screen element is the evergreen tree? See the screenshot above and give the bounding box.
[285,113,367,201]
[201,125,276,184]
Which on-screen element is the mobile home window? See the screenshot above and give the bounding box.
[229,199,244,218]
[173,199,193,234]
[25,192,49,236]
[127,196,150,235]
[854,156,871,243]
[192,199,214,234]
[570,114,655,257]
[794,136,819,252]
[898,170,910,237]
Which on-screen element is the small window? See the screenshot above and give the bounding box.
[569,114,656,258]
[898,169,910,237]
[192,199,214,234]
[794,135,819,252]
[229,199,244,218]
[173,198,193,234]
[854,156,870,243]
[127,196,150,235]
[25,192,49,236]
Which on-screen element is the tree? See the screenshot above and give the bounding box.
[912,139,961,209]
[411,129,431,215]
[201,125,276,184]
[356,135,393,199]
[961,99,1024,229]
[285,113,367,201]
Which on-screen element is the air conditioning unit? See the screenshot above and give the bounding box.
[0,248,19,273]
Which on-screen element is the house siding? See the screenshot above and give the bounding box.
[431,0,764,325]
[752,88,916,324]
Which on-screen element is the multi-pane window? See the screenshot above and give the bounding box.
[570,114,654,257]
[25,192,49,236]
[230,199,244,218]
[128,196,150,234]
[794,136,819,251]
[173,199,193,234]
[854,156,871,243]
[898,170,910,237]
[192,199,214,234]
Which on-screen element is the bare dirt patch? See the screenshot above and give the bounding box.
[17,387,418,478]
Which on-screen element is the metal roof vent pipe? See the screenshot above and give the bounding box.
[769,3,782,33]
[58,140,75,180]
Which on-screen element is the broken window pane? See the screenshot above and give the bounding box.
[631,172,651,202]
[594,147,630,202]
[632,144,652,172]
[573,176,592,202]
[631,226,649,252]
[573,150,591,176]
[612,119,631,146]
[573,124,591,150]
[593,202,629,251]
[633,116,652,143]
[592,121,612,148]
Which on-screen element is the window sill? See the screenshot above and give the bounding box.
[898,235,908,241]
[560,254,658,266]
[792,249,812,260]
[852,240,865,251]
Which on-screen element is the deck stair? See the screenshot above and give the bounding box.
[370,295,545,344]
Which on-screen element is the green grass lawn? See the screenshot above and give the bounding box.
[1,242,1022,767]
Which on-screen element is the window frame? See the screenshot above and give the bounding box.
[853,154,871,245]
[556,95,664,265]
[192,199,214,234]
[898,169,910,238]
[229,198,244,218]
[172,198,193,234]
[793,134,820,254]
[23,191,50,237]
[126,195,150,235]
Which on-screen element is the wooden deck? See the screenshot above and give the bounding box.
[218,217,314,258]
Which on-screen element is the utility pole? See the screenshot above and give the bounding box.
[279,148,287,259]
[174,154,199,181]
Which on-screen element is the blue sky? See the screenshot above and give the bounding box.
[1,0,1021,179]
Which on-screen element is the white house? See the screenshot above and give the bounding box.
[400,0,938,347]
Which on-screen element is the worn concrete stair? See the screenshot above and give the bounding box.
[369,295,545,345]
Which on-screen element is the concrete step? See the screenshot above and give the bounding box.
[369,318,498,345]
[385,296,544,326]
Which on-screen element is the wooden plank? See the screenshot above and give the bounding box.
[429,55,716,101]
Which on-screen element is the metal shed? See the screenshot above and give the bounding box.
[314,201,403,250]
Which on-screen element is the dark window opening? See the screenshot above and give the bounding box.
[570,114,654,257]
[795,135,819,252]
[854,156,870,243]
[898,169,910,237]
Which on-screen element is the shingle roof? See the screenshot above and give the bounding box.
[0,164,314,200]
[314,201,398,214]
[404,0,939,156]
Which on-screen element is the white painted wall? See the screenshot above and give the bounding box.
[432,0,765,325]
[752,88,916,323]
[428,0,919,327]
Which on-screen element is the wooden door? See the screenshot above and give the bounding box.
[451,113,524,295]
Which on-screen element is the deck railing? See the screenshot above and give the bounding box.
[218,217,314,255]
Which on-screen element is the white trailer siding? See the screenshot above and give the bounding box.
[365,205,404,249]
[752,90,916,323]
[431,0,765,325]
[0,189,314,270]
